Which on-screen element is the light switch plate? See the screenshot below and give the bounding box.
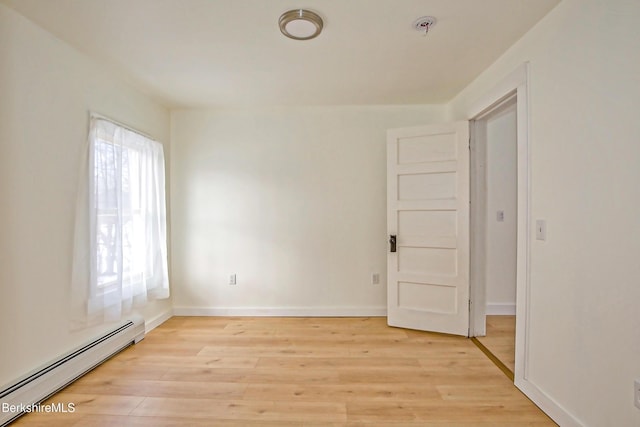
[536,219,546,241]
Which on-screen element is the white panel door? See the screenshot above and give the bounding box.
[387,122,469,336]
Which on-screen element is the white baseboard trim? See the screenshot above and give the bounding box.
[172,306,387,317]
[515,377,584,427]
[144,308,173,333]
[486,303,516,315]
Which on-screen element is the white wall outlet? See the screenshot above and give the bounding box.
[229,274,237,285]
[496,210,505,222]
[536,219,546,241]
[634,379,640,409]
[371,273,380,285]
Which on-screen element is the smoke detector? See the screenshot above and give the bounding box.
[414,16,437,35]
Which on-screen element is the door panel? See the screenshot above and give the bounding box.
[398,282,457,314]
[398,172,456,200]
[387,122,469,336]
[397,134,457,163]
[398,210,457,238]
[398,247,457,276]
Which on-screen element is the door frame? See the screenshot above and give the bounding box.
[469,94,517,337]
[467,63,530,386]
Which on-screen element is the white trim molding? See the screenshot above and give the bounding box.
[468,63,529,119]
[144,308,173,333]
[172,307,387,317]
[516,380,585,427]
[486,303,516,316]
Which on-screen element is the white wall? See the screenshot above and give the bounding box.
[170,106,445,315]
[485,104,517,314]
[448,0,640,425]
[0,4,171,387]
[5,0,639,425]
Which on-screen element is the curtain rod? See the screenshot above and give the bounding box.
[89,112,156,141]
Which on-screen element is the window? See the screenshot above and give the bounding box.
[72,116,169,325]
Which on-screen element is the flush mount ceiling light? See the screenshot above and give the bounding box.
[279,9,323,40]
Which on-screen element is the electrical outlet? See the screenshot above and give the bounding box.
[371,273,380,285]
[229,274,237,285]
[634,379,640,410]
[496,210,505,222]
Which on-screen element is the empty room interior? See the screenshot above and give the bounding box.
[1,0,639,426]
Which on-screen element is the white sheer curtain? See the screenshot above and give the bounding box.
[71,116,169,327]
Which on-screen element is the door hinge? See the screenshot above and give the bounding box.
[468,300,471,312]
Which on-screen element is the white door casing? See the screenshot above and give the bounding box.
[387,122,470,336]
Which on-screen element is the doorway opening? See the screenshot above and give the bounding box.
[469,96,517,378]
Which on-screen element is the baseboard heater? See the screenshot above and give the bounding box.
[0,315,145,426]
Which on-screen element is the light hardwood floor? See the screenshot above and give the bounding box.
[13,316,554,426]
[476,315,516,374]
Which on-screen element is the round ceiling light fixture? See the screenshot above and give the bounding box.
[279,9,323,40]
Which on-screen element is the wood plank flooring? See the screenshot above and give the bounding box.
[475,315,516,374]
[12,316,554,426]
